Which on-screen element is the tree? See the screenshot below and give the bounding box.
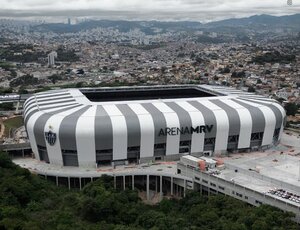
[18,87,29,94]
[248,86,256,93]
[285,103,298,116]
[48,74,62,84]
[221,66,230,74]
[0,102,14,110]
[0,152,14,168]
[161,66,167,74]
[276,98,285,104]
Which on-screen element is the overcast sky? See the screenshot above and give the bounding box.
[0,0,299,22]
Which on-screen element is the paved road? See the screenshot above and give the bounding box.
[0,94,31,103]
[281,132,300,148]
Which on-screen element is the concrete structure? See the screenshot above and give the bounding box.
[23,85,286,168]
[48,51,57,67]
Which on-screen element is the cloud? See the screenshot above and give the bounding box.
[0,0,299,21]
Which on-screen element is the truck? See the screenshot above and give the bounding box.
[180,155,206,171]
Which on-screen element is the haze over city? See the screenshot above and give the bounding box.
[0,0,300,22]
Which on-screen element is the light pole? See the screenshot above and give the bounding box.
[298,160,300,181]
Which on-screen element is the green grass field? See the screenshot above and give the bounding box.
[3,116,24,138]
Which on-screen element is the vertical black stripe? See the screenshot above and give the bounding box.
[210,99,240,136]
[142,103,167,144]
[188,101,217,139]
[59,106,91,150]
[232,99,265,133]
[117,104,141,147]
[95,105,113,150]
[165,102,192,142]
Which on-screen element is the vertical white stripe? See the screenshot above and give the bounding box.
[102,105,127,161]
[44,105,85,166]
[76,106,97,168]
[176,101,205,153]
[128,104,155,158]
[197,100,229,152]
[235,99,276,146]
[26,111,43,160]
[260,107,277,145]
[152,102,180,155]
[221,99,252,149]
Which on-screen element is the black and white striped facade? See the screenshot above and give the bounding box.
[23,85,286,168]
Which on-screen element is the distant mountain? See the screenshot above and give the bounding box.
[33,20,202,34]
[32,13,300,34]
[206,14,300,29]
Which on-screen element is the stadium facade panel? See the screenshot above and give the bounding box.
[23,85,286,168]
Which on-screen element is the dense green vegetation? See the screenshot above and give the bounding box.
[196,35,225,44]
[0,44,79,64]
[252,51,296,64]
[10,74,39,87]
[56,47,80,62]
[285,103,300,116]
[0,62,17,77]
[0,44,45,63]
[0,62,13,71]
[0,152,298,230]
[3,116,24,137]
[0,88,13,94]
[0,102,14,111]
[122,43,166,50]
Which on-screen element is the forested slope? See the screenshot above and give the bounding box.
[0,152,298,230]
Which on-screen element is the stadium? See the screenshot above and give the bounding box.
[23,85,286,168]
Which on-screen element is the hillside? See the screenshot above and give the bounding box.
[32,14,300,35]
[0,152,298,229]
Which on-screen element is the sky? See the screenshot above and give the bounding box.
[0,0,299,22]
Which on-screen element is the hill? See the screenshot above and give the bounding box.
[32,14,300,34]
[206,14,300,31]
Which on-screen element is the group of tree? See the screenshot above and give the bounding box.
[219,66,231,74]
[196,35,225,44]
[56,47,80,62]
[9,74,39,87]
[0,152,298,230]
[0,44,45,63]
[48,74,63,84]
[252,51,296,64]
[0,102,14,111]
[285,103,299,116]
[231,71,246,78]
[0,62,17,77]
